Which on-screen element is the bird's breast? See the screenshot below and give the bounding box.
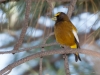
[54,22,75,46]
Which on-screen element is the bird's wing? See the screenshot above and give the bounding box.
[72,29,79,43]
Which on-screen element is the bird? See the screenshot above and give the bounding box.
[52,12,81,62]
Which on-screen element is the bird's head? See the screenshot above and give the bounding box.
[52,12,69,22]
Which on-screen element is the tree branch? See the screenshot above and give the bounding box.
[67,0,77,18]
[63,54,70,75]
[0,49,100,75]
[13,0,32,53]
[64,0,77,74]
[0,0,70,3]
[0,42,58,54]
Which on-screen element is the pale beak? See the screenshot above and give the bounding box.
[51,17,57,21]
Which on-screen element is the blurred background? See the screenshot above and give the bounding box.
[0,0,100,75]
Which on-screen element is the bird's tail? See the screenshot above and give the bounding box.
[71,39,81,62]
[74,53,81,62]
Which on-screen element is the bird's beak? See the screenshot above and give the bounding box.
[51,17,57,21]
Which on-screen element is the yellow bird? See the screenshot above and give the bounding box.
[52,12,81,62]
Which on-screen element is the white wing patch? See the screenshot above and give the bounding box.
[72,30,79,43]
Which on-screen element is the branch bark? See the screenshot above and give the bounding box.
[63,54,70,75]
[13,0,31,53]
[64,0,77,75]
[0,42,58,54]
[0,0,70,3]
[0,49,100,75]
[67,0,77,18]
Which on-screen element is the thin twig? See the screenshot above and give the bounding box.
[63,54,70,75]
[0,49,100,75]
[0,42,58,54]
[39,57,43,75]
[0,0,70,3]
[13,0,32,53]
[40,0,55,74]
[62,46,70,75]
[46,0,55,16]
[0,0,18,3]
[29,0,45,74]
[44,32,54,44]
[64,0,77,75]
[67,0,77,18]
[39,48,45,75]
[27,0,41,43]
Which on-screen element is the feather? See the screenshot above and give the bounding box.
[72,30,79,43]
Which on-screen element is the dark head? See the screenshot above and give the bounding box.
[52,12,69,22]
